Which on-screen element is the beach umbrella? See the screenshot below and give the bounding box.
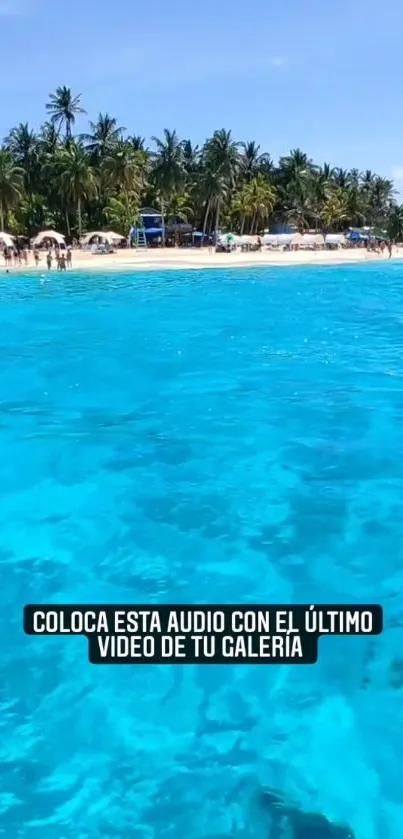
[0,232,15,248]
[33,230,66,246]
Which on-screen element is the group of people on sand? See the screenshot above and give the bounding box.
[2,243,73,270]
[44,247,72,271]
[363,239,393,257]
[3,245,29,266]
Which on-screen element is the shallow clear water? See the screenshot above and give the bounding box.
[1,262,403,839]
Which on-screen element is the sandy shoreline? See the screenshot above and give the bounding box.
[1,246,402,274]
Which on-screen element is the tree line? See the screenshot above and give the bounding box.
[0,85,402,242]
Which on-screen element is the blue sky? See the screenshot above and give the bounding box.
[1,0,402,185]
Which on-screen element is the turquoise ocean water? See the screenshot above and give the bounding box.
[1,263,403,839]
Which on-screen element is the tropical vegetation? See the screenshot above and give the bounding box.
[0,87,401,241]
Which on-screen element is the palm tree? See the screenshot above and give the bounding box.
[279,148,313,179]
[349,168,360,186]
[246,175,276,233]
[52,142,97,237]
[276,148,314,229]
[334,168,349,188]
[181,139,200,178]
[82,113,124,161]
[151,129,185,246]
[203,129,240,188]
[104,193,140,236]
[388,205,403,242]
[4,123,40,216]
[46,86,86,143]
[128,135,147,153]
[231,187,252,234]
[231,175,276,234]
[321,188,348,231]
[240,141,272,183]
[102,141,141,232]
[199,167,228,235]
[310,165,335,230]
[102,141,140,193]
[38,121,61,156]
[0,150,25,230]
[166,191,193,223]
[201,130,240,235]
[4,123,38,169]
[368,176,395,224]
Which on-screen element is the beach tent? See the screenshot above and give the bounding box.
[81,231,110,245]
[262,233,294,247]
[325,233,346,246]
[107,231,125,242]
[0,232,15,248]
[33,230,66,247]
[301,233,325,247]
[81,231,122,246]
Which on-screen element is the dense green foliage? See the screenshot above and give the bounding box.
[1,87,402,240]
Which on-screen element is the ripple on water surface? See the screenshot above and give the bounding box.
[1,262,403,839]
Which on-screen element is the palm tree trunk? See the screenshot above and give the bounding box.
[215,200,221,238]
[160,196,165,248]
[125,190,131,232]
[65,210,71,237]
[77,196,82,238]
[202,200,210,238]
[240,215,245,235]
[0,200,4,231]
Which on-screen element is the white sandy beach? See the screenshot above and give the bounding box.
[1,245,402,274]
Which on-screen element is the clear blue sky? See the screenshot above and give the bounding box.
[1,0,402,184]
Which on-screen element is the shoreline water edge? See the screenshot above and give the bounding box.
[1,246,402,275]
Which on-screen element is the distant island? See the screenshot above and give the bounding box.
[0,85,402,243]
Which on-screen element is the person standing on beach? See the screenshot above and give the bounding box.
[60,253,67,271]
[34,247,40,266]
[66,246,72,268]
[46,250,52,270]
[387,241,392,258]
